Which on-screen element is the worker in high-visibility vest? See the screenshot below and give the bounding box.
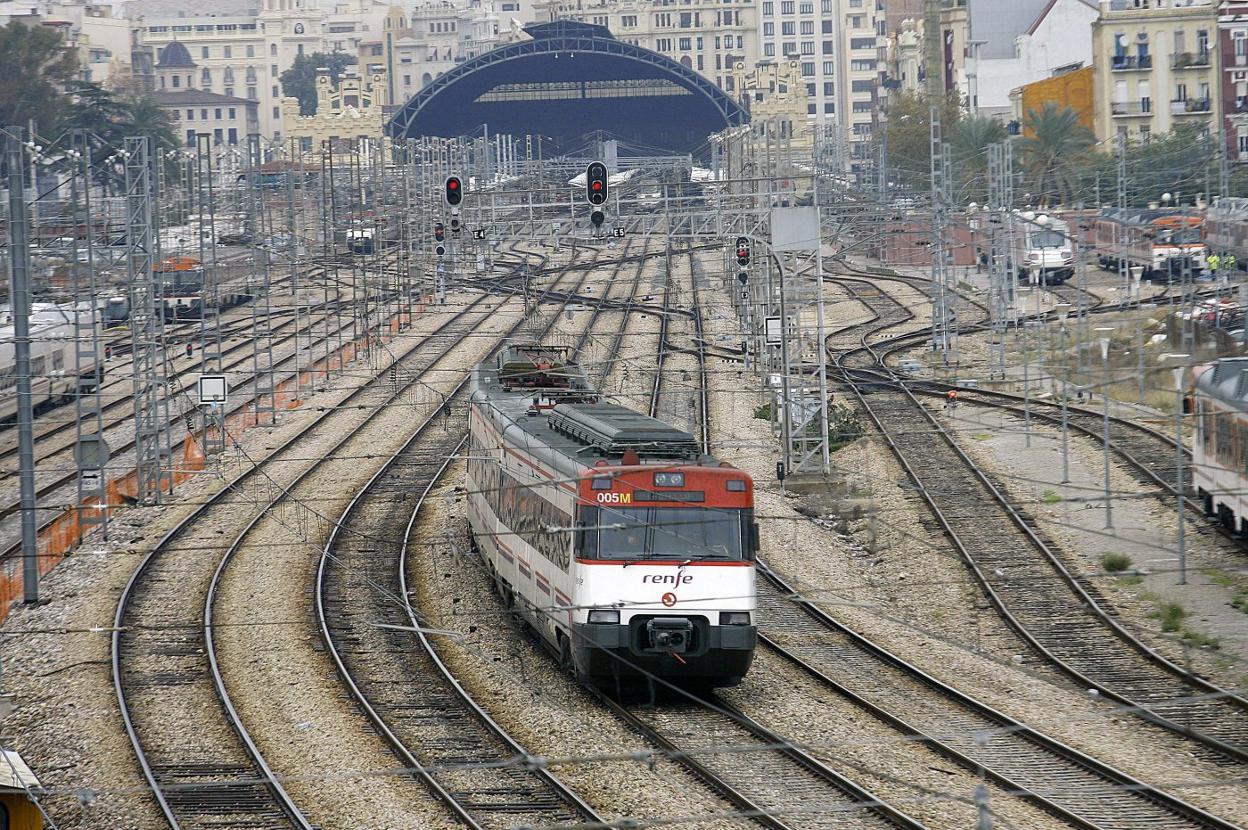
[1208,253,1220,276]
[1225,254,1238,272]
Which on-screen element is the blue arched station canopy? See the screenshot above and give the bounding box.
[387,21,748,154]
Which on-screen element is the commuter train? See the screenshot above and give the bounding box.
[1092,208,1207,281]
[1186,357,1248,535]
[1006,215,1074,284]
[0,304,104,422]
[466,344,758,689]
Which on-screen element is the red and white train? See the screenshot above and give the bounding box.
[467,344,758,689]
[1092,208,1207,280]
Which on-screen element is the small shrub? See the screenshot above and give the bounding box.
[1041,490,1062,505]
[1101,552,1132,573]
[1117,574,1143,587]
[972,433,993,441]
[1154,601,1188,633]
[1181,629,1221,650]
[1232,590,1248,615]
[753,404,772,420]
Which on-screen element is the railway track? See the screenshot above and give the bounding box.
[111,263,542,828]
[827,277,1248,763]
[313,247,637,829]
[755,563,1241,830]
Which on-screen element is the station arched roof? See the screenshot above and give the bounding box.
[386,21,748,155]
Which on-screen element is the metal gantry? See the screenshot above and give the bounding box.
[124,135,173,505]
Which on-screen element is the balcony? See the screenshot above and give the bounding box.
[1171,97,1213,115]
[1111,54,1152,71]
[1172,51,1212,69]
[1111,100,1152,117]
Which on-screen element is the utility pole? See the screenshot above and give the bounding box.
[246,134,277,426]
[6,126,41,602]
[72,128,108,536]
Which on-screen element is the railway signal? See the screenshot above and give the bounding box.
[434,222,444,242]
[586,161,607,228]
[735,236,750,266]
[444,175,463,207]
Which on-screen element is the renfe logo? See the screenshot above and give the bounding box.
[596,492,632,504]
[642,573,693,586]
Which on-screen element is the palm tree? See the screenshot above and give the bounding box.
[951,115,1007,203]
[120,95,179,154]
[1019,102,1095,206]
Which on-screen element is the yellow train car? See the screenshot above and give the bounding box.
[0,750,43,830]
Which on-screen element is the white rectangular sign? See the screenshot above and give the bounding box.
[765,315,783,346]
[197,374,228,405]
[770,207,820,253]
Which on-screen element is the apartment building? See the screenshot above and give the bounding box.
[357,1,507,106]
[1218,1,1248,160]
[150,40,261,145]
[534,0,759,93]
[758,0,883,165]
[134,0,324,139]
[1092,0,1219,143]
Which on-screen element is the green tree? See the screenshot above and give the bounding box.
[879,90,962,194]
[280,51,356,115]
[1018,102,1095,206]
[57,81,178,191]
[950,114,1007,204]
[0,21,79,135]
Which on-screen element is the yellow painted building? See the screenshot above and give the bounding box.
[731,59,812,148]
[1011,65,1095,137]
[282,69,388,152]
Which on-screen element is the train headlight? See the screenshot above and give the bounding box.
[588,609,620,624]
[719,611,751,626]
[653,472,684,487]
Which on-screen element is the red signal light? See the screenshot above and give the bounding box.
[586,162,607,206]
[445,175,463,206]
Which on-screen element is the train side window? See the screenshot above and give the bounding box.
[53,350,64,372]
[31,357,45,377]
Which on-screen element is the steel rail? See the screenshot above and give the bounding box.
[111,261,538,829]
[755,562,1243,830]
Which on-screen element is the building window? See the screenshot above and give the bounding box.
[823,60,834,75]
[679,37,691,50]
[800,20,813,35]
[801,61,814,76]
[228,107,236,118]
[851,80,873,92]
[273,105,280,119]
[200,108,208,119]
[215,108,222,118]
[823,81,833,96]
[762,1,772,14]
[202,68,212,85]
[272,85,278,97]
[224,46,232,58]
[781,21,794,35]
[248,86,258,99]
[622,15,637,27]
[824,102,835,113]
[764,43,775,56]
[186,129,195,146]
[172,75,181,88]
[799,1,813,13]
[229,127,238,144]
[186,109,193,120]
[801,41,814,55]
[823,40,834,54]
[246,45,255,57]
[271,43,277,56]
[781,1,794,13]
[201,46,209,59]
[245,66,257,83]
[271,64,278,76]
[808,103,817,114]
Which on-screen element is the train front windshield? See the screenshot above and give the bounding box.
[1032,230,1066,249]
[580,506,748,561]
[1160,228,1202,245]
